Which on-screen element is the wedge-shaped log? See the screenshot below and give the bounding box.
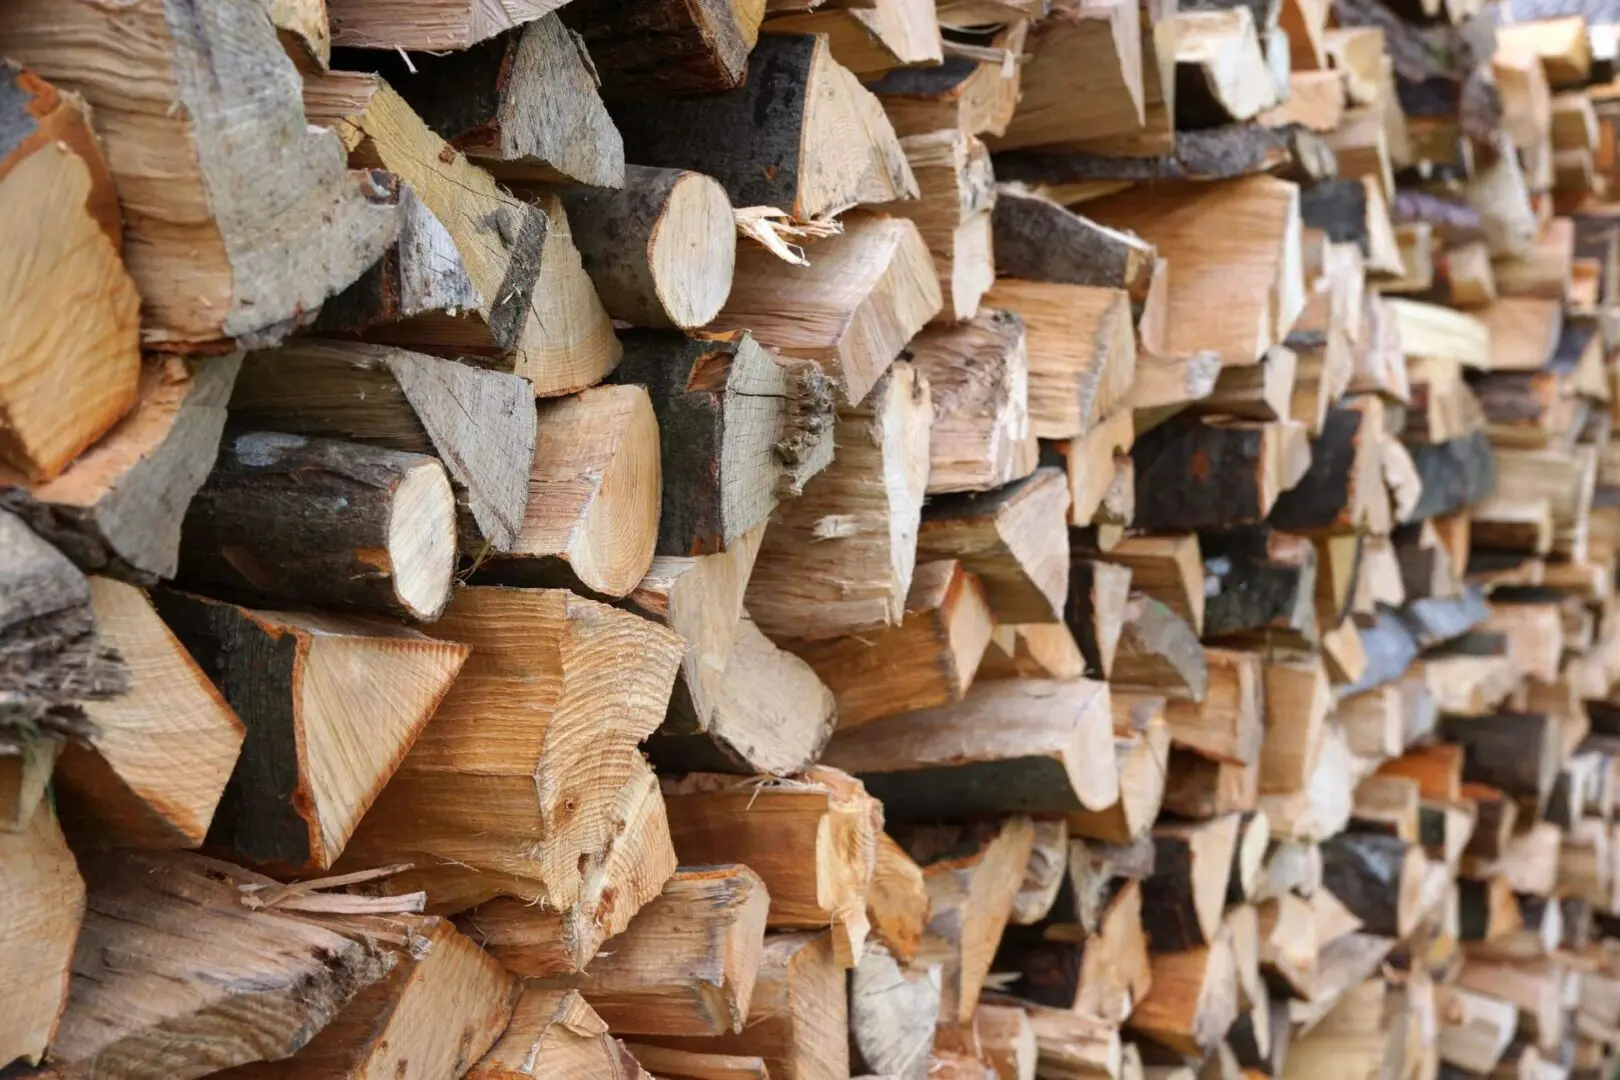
[662,767,880,966]
[847,942,941,1080]
[478,384,660,599]
[302,72,619,392]
[900,817,1037,1024]
[1267,406,1385,534]
[468,989,633,1080]
[1164,649,1264,765]
[1,354,239,582]
[178,432,458,622]
[511,866,770,1036]
[610,33,914,220]
[867,833,930,968]
[1202,528,1317,644]
[908,311,1039,494]
[325,0,559,48]
[0,65,139,482]
[916,466,1071,624]
[625,1044,770,1080]
[56,578,245,849]
[747,363,931,640]
[1141,816,1241,951]
[559,167,735,329]
[228,342,536,555]
[713,215,939,406]
[1441,711,1561,810]
[1111,594,1209,702]
[228,915,517,1080]
[615,329,834,558]
[0,803,84,1069]
[154,591,467,874]
[45,850,414,1080]
[1013,820,1072,926]
[995,876,1152,1022]
[979,622,1088,681]
[989,0,1146,149]
[787,561,992,730]
[1319,832,1425,938]
[981,281,1137,441]
[0,0,398,349]
[872,130,995,322]
[1068,693,1171,843]
[1127,936,1241,1057]
[1100,534,1204,636]
[633,931,849,1080]
[1172,8,1277,124]
[992,186,1158,294]
[1065,559,1133,680]
[823,677,1118,821]
[373,14,623,187]
[1258,653,1330,797]
[337,587,684,925]
[762,0,942,77]
[1132,417,1294,532]
[562,0,765,98]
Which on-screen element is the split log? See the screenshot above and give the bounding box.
[1258,654,1330,796]
[325,0,557,48]
[649,616,836,778]
[1267,405,1385,534]
[1097,534,1204,635]
[477,384,661,599]
[995,877,1152,1022]
[633,930,849,1080]
[714,214,939,406]
[1201,528,1318,645]
[987,0,1146,150]
[906,310,1040,494]
[746,363,931,640]
[1,354,240,582]
[662,768,880,965]
[470,989,635,1080]
[978,622,1088,681]
[371,14,624,187]
[1141,816,1241,951]
[1111,594,1210,702]
[558,168,735,329]
[822,677,1119,821]
[980,280,1137,440]
[1005,998,1124,1080]
[1068,692,1171,842]
[178,432,458,622]
[1192,345,1299,424]
[224,916,517,1080]
[848,943,941,1080]
[0,0,399,349]
[55,577,244,850]
[991,186,1159,295]
[1128,937,1242,1057]
[520,866,769,1035]
[614,329,835,557]
[900,817,1038,1023]
[624,1044,769,1080]
[872,129,996,323]
[0,64,139,483]
[1440,711,1561,810]
[1065,559,1133,680]
[303,72,620,391]
[1173,9,1278,126]
[153,590,467,874]
[609,34,916,222]
[229,341,536,555]
[43,849,412,1080]
[761,0,942,77]
[1407,432,1496,521]
[787,560,992,730]
[1164,649,1264,765]
[915,467,1071,624]
[336,586,684,928]
[561,0,764,98]
[1132,418,1295,532]
[1013,820,1072,926]
[0,803,83,1068]
[994,123,1308,186]
[867,833,930,965]
[1319,832,1425,938]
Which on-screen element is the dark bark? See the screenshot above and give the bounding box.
[562,0,759,98]
[1406,432,1496,520]
[1441,711,1559,802]
[991,188,1155,292]
[1200,528,1318,644]
[1299,179,1369,252]
[1391,189,1486,244]
[1267,407,1368,533]
[994,123,1296,185]
[1319,831,1413,937]
[1132,419,1275,532]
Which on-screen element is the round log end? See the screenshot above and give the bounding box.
[389,459,458,620]
[650,172,735,329]
[572,387,662,597]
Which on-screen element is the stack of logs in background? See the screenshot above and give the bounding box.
[20,0,1620,1077]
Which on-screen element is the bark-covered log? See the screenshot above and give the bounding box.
[1440,711,1561,807]
[1407,431,1497,520]
[1200,528,1318,644]
[1318,831,1425,938]
[1133,418,1287,531]
[562,0,763,99]
[991,186,1157,294]
[994,124,1299,184]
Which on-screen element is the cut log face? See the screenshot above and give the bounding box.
[562,0,765,98]
[608,34,917,222]
[48,850,407,1080]
[0,0,399,349]
[0,802,83,1069]
[479,384,661,599]
[632,930,849,1080]
[1066,559,1133,679]
[624,1044,769,1080]
[907,310,1039,494]
[559,167,736,329]
[372,14,625,187]
[916,466,1072,624]
[1111,593,1210,702]
[228,341,537,555]
[615,329,835,558]
[747,363,932,641]
[229,916,517,1080]
[1141,815,1241,951]
[1012,819,1071,925]
[1163,648,1263,765]
[713,215,941,406]
[823,677,1119,820]
[872,130,995,323]
[867,832,930,966]
[848,942,942,1080]
[1069,693,1171,842]
[468,989,631,1080]
[978,621,1089,681]
[1127,936,1241,1057]
[154,590,468,874]
[0,68,139,483]
[179,432,459,622]
[1318,832,1426,938]
[1,354,241,583]
[517,865,769,1036]
[325,0,558,48]
[56,577,245,849]
[786,560,993,730]
[662,767,880,965]
[336,586,684,927]
[901,817,1038,1024]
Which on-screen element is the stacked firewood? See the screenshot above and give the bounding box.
[14,0,1620,1078]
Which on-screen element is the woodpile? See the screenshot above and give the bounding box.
[20,0,1620,1079]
